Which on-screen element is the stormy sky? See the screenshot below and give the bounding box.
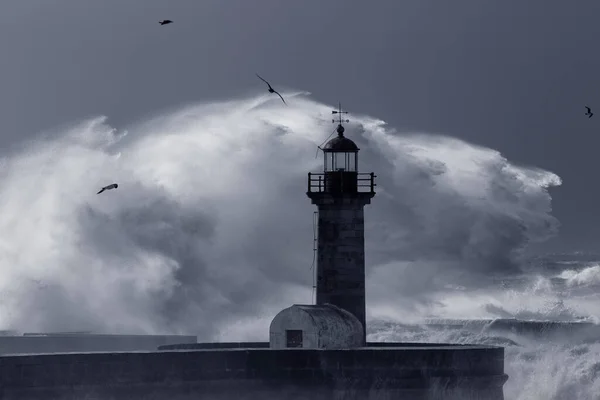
[0,0,595,335]
[1,0,598,251]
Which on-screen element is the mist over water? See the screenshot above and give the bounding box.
[1,91,597,399]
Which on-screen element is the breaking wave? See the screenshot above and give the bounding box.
[370,316,600,400]
[1,91,594,399]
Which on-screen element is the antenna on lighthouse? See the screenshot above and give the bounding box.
[315,102,350,158]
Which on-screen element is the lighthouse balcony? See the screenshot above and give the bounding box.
[307,171,376,195]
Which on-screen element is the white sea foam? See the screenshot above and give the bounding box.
[0,92,581,399]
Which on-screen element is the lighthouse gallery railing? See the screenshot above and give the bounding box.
[307,172,376,194]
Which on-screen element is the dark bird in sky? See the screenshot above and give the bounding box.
[159,20,173,26]
[256,74,286,105]
[97,183,118,194]
[585,106,593,118]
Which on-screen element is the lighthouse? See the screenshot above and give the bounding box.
[268,104,376,349]
[306,103,376,345]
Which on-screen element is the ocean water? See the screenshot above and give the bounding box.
[0,92,594,399]
[369,255,600,400]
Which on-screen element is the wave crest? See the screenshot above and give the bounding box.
[0,92,560,335]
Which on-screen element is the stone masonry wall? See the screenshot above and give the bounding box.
[312,195,373,343]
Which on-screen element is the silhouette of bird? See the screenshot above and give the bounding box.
[159,20,173,26]
[256,74,286,105]
[585,106,593,118]
[97,183,118,194]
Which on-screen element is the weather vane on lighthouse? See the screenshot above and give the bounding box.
[332,102,349,130]
[316,102,351,157]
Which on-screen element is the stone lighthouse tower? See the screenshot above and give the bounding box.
[306,103,376,344]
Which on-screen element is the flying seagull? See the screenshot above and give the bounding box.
[97,183,118,194]
[159,20,173,26]
[256,74,286,105]
[585,106,593,118]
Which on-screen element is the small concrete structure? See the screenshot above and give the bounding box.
[0,333,197,355]
[269,304,363,349]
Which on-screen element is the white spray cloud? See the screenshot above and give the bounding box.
[0,92,561,338]
[369,320,600,400]
[559,265,600,287]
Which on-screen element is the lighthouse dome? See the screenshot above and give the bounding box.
[323,124,359,152]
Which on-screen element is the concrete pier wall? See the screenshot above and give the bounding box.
[0,344,508,400]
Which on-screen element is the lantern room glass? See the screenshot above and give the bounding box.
[324,151,358,172]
